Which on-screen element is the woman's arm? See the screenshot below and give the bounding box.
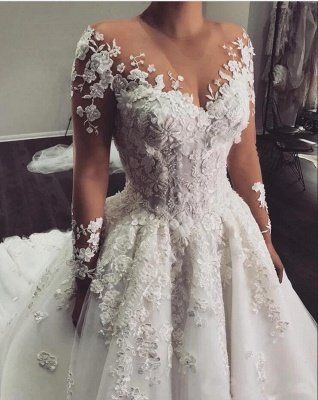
[227,104,284,283]
[227,108,272,243]
[71,102,114,291]
[227,29,284,283]
[70,25,119,323]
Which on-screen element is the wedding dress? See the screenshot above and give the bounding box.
[0,24,317,400]
[26,141,124,174]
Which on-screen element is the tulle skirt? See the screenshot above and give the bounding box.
[26,142,124,174]
[0,189,317,400]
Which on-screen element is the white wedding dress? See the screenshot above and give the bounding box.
[0,24,317,400]
[26,142,124,174]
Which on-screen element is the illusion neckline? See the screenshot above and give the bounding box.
[87,24,252,115]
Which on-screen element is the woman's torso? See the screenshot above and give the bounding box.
[75,18,254,221]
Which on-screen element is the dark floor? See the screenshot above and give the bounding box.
[0,134,317,320]
[0,136,125,239]
[259,134,318,322]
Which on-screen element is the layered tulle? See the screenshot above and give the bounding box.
[26,143,124,175]
[0,191,317,400]
[0,230,71,338]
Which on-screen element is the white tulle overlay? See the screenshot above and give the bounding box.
[0,230,70,336]
[27,142,124,174]
[0,24,317,400]
[0,188,317,400]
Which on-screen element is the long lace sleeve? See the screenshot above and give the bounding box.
[70,26,120,290]
[227,31,272,243]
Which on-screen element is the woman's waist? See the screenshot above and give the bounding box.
[106,177,235,223]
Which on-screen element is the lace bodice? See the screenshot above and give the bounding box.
[70,23,272,283]
[71,25,256,221]
[6,23,315,400]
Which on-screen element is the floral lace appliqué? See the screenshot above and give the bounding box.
[72,24,256,143]
[66,368,75,400]
[71,213,104,280]
[67,24,291,399]
[33,311,48,323]
[246,350,267,394]
[252,181,272,234]
[71,26,121,134]
[37,351,58,372]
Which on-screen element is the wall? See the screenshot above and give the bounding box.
[205,1,250,28]
[0,2,148,140]
[248,1,274,132]
[0,1,271,140]
[206,1,273,132]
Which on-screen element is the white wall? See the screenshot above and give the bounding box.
[206,1,273,132]
[205,1,250,28]
[0,1,271,139]
[0,2,148,140]
[248,1,273,131]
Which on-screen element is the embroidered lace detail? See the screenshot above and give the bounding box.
[210,30,255,107]
[85,197,241,398]
[179,351,197,373]
[67,191,287,393]
[37,351,58,372]
[237,210,289,341]
[66,368,75,400]
[71,25,121,134]
[67,24,292,398]
[168,71,184,90]
[54,284,74,310]
[136,323,162,384]
[89,212,170,398]
[246,350,266,394]
[71,25,256,141]
[71,213,104,279]
[252,182,272,234]
[33,311,48,323]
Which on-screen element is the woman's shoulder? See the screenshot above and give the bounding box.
[219,21,247,37]
[89,17,139,44]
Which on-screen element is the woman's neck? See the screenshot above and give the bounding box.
[139,1,205,40]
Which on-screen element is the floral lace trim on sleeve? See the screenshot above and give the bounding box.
[252,181,272,234]
[37,351,58,372]
[71,25,121,135]
[242,30,256,115]
[71,214,104,279]
[232,28,256,116]
[216,28,255,107]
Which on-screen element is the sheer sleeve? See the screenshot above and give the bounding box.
[70,26,120,289]
[227,30,272,242]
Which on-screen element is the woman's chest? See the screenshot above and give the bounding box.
[113,80,249,152]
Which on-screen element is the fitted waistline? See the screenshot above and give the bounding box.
[120,179,234,223]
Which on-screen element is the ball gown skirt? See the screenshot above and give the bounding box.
[0,24,317,400]
[0,182,317,400]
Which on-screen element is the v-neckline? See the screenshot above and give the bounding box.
[132,16,224,111]
[88,24,253,115]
